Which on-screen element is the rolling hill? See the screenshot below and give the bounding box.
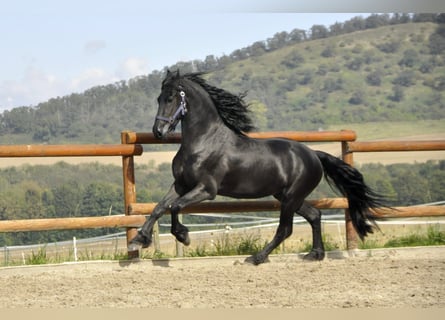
[0,16,443,146]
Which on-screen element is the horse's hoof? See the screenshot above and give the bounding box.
[244,254,269,265]
[302,249,325,261]
[182,233,191,246]
[174,232,191,246]
[130,232,152,249]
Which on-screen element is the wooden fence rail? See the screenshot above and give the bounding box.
[1,200,443,233]
[347,140,445,153]
[123,130,357,144]
[0,144,143,157]
[0,215,146,232]
[128,198,347,215]
[0,130,444,258]
[128,201,445,218]
[0,199,344,233]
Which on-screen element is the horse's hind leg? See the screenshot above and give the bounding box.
[245,199,300,265]
[297,201,325,261]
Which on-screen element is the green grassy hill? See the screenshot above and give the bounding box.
[0,20,443,144]
[210,22,444,132]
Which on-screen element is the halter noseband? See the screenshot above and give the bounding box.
[156,90,187,124]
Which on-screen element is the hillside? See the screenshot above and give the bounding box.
[0,15,444,145]
[211,22,445,131]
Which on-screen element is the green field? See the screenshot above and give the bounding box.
[328,119,445,140]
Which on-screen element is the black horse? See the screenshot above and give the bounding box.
[130,70,384,265]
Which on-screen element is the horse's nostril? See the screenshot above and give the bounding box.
[153,127,162,139]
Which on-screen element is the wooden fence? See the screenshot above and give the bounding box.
[0,130,444,258]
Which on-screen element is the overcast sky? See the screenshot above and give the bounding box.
[1,0,439,112]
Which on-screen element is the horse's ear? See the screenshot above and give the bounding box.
[175,69,180,78]
[166,69,172,76]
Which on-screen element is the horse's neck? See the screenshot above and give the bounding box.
[181,102,236,151]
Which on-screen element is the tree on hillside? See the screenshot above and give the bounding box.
[393,71,416,87]
[398,49,419,68]
[389,85,404,102]
[390,13,411,24]
[267,32,289,50]
[348,90,365,105]
[343,16,366,33]
[366,70,382,86]
[250,41,267,56]
[81,182,122,217]
[329,22,344,36]
[365,13,391,28]
[52,181,83,217]
[429,24,445,55]
[1,107,34,134]
[310,25,329,39]
[288,28,307,42]
[412,13,439,23]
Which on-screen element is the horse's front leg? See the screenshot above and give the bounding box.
[130,184,179,248]
[171,212,190,246]
[170,182,216,245]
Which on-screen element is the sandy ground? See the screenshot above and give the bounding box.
[0,246,443,308]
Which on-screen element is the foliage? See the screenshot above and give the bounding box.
[0,161,171,246]
[0,160,444,247]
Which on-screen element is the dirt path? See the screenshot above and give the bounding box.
[0,246,443,308]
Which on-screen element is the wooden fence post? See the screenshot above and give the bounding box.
[121,131,139,259]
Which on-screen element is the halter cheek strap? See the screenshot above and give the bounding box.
[156,91,187,124]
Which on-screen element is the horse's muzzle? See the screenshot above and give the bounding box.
[152,120,172,139]
[153,124,164,139]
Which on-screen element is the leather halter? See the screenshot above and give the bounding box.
[156,90,187,124]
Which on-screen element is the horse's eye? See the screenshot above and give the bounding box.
[167,96,174,103]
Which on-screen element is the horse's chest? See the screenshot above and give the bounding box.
[173,152,220,185]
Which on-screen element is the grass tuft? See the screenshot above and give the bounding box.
[383,224,445,248]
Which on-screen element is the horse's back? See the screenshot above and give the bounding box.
[216,136,322,199]
[263,138,323,189]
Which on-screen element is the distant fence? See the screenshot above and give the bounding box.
[0,130,444,258]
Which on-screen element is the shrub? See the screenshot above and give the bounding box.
[392,71,416,87]
[376,40,400,53]
[348,90,365,105]
[366,71,382,86]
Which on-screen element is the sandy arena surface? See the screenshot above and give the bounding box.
[0,246,443,308]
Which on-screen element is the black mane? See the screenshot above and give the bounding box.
[163,71,255,134]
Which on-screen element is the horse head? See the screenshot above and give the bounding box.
[153,70,188,139]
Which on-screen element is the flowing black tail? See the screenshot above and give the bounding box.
[315,150,385,240]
